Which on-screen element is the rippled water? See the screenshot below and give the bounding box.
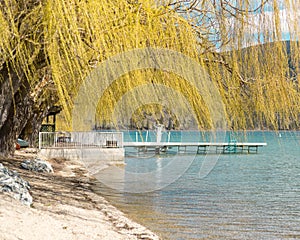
[94,131,300,239]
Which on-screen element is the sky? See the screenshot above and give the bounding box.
[170,0,299,50]
[245,0,299,44]
[219,0,300,49]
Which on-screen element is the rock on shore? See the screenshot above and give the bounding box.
[20,159,53,173]
[0,163,32,206]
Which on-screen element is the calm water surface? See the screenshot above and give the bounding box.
[95,131,300,239]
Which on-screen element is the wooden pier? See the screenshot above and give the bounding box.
[123,142,267,154]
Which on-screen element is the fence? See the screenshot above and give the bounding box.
[39,131,123,149]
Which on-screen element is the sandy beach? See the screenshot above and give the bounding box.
[0,150,159,240]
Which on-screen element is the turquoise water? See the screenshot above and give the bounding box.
[97,131,300,239]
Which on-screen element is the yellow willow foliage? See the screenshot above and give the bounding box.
[1,0,300,131]
[45,0,206,130]
[95,69,213,129]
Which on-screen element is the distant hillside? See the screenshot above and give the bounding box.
[239,40,299,82]
[233,40,299,130]
[96,41,299,131]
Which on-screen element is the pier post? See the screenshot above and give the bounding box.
[155,124,164,143]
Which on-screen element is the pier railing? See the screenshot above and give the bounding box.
[39,131,123,149]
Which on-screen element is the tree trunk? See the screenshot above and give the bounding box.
[0,63,56,156]
[0,81,32,155]
[20,103,55,148]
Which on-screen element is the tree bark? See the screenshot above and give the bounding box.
[0,64,29,155]
[0,63,56,156]
[20,101,56,148]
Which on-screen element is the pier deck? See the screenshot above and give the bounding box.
[123,142,267,154]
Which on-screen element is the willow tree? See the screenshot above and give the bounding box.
[166,0,300,129]
[0,0,59,156]
[0,0,299,156]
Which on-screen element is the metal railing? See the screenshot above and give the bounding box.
[39,131,123,149]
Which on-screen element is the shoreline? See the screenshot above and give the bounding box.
[0,150,159,240]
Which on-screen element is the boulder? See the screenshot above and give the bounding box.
[0,163,32,206]
[20,159,53,173]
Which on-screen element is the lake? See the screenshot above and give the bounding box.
[95,131,300,239]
